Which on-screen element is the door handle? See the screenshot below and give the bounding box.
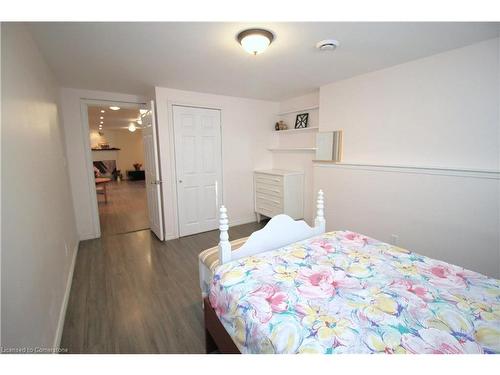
[178,179,183,183]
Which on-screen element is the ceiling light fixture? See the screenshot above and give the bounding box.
[109,106,120,111]
[100,110,105,113]
[100,121,104,124]
[128,123,137,132]
[100,116,104,120]
[137,119,142,125]
[237,28,274,55]
[139,109,148,115]
[316,39,340,51]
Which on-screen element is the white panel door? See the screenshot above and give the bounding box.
[142,100,164,240]
[173,106,222,237]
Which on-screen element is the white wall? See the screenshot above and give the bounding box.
[498,37,500,269]
[316,38,500,277]
[90,128,145,176]
[320,38,499,170]
[59,89,146,240]
[1,23,79,350]
[278,91,319,114]
[154,87,277,240]
[314,165,499,278]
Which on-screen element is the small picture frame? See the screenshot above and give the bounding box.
[295,113,309,129]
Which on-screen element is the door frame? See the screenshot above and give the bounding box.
[80,98,147,238]
[171,104,224,238]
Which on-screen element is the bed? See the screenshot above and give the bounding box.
[200,190,500,354]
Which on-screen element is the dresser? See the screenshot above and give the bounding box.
[254,169,304,222]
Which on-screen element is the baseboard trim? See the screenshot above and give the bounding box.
[53,241,79,351]
[163,216,257,241]
[164,232,177,241]
[79,232,99,241]
[230,216,257,227]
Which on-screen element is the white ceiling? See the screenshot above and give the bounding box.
[88,105,141,131]
[28,22,499,101]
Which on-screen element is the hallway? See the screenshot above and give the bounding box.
[60,221,265,353]
[97,180,149,236]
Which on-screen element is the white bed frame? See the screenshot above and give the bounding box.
[199,190,326,300]
[218,189,326,265]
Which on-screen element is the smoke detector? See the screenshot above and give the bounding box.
[316,39,340,51]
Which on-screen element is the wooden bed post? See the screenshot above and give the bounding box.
[218,205,231,265]
[314,189,326,235]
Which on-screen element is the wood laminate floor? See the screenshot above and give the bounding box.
[97,180,149,236]
[60,221,266,353]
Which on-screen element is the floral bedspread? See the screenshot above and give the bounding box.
[209,231,500,354]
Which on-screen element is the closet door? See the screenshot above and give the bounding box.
[173,105,222,236]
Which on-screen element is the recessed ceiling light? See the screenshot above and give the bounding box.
[100,110,105,113]
[109,106,120,111]
[128,123,137,132]
[237,28,274,55]
[100,116,104,120]
[316,39,340,51]
[100,121,103,124]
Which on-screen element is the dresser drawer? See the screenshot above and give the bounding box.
[256,193,282,209]
[254,173,283,187]
[255,182,283,197]
[254,170,304,221]
[256,204,281,218]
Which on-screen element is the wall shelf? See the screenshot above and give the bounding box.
[268,147,317,152]
[274,127,319,134]
[276,105,319,116]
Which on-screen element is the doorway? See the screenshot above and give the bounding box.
[86,100,163,239]
[173,105,222,237]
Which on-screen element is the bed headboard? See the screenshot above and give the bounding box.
[217,190,326,264]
